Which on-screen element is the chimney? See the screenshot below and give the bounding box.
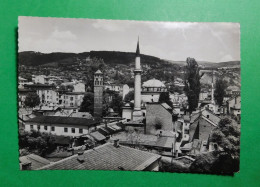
[77,151,84,163]
[113,139,120,148]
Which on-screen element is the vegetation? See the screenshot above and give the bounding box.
[79,92,94,114]
[109,92,124,115]
[190,118,240,175]
[24,92,40,108]
[19,130,56,157]
[159,92,173,109]
[124,90,134,102]
[184,57,202,113]
[214,78,228,106]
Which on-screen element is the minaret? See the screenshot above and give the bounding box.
[94,70,103,118]
[132,38,143,121]
[211,70,215,104]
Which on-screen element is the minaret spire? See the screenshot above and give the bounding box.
[136,36,140,57]
[132,37,143,121]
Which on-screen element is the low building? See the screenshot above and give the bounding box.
[25,116,101,136]
[38,142,161,171]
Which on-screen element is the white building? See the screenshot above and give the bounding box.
[141,78,167,104]
[25,116,101,137]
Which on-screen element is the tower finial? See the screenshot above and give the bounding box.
[136,37,140,57]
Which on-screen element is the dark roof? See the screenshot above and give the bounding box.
[38,143,161,170]
[65,92,85,95]
[26,116,100,127]
[20,154,50,170]
[24,83,55,89]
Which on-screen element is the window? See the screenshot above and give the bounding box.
[70,103,73,106]
[79,128,83,134]
[70,97,73,101]
[71,128,75,133]
[64,128,68,132]
[30,125,33,130]
[44,126,48,130]
[37,125,40,130]
[51,127,55,131]
[79,129,83,134]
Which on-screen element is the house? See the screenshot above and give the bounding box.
[19,154,50,170]
[25,116,101,136]
[24,84,58,105]
[226,96,241,118]
[38,142,161,171]
[179,110,221,154]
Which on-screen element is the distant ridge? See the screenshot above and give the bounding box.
[18,51,170,67]
[19,51,240,68]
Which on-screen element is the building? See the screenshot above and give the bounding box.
[38,142,161,171]
[226,96,241,118]
[179,110,221,154]
[146,103,174,135]
[18,88,36,107]
[19,154,50,170]
[141,78,167,104]
[94,70,103,118]
[24,84,58,105]
[25,116,101,136]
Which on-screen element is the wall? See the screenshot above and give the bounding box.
[146,103,173,135]
[25,122,89,136]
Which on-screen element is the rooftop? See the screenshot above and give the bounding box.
[20,154,50,170]
[26,116,100,127]
[38,143,161,171]
[142,78,166,88]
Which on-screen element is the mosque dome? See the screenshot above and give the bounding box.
[142,78,166,88]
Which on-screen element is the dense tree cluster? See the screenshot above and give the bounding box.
[24,92,40,108]
[19,130,57,156]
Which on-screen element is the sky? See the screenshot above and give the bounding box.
[18,17,240,62]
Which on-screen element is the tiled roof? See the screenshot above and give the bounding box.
[90,131,106,141]
[20,154,50,170]
[26,116,100,127]
[38,143,161,170]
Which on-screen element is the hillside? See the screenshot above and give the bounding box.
[19,51,170,67]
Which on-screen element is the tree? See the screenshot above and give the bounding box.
[159,92,173,109]
[214,78,227,106]
[184,57,202,113]
[24,92,40,108]
[109,92,124,115]
[79,92,94,114]
[124,90,134,102]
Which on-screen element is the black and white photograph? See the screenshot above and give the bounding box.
[18,17,240,174]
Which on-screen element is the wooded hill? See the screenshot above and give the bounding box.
[18,51,171,67]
